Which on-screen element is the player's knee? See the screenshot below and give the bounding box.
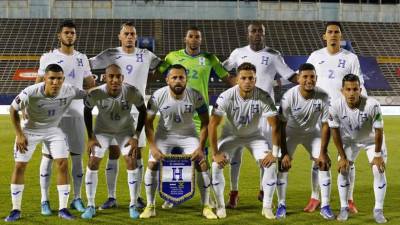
[147,161,159,171]
[124,156,137,170]
[195,160,208,172]
[108,145,121,159]
[88,157,101,170]
[55,159,69,171]
[14,162,27,174]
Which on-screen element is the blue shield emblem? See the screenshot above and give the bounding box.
[159,154,195,205]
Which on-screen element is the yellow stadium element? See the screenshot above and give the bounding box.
[376,56,400,64]
[0,55,40,60]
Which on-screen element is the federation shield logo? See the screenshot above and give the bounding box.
[159,154,195,205]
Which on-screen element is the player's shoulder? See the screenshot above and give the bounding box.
[23,83,44,95]
[254,86,273,101]
[281,85,297,100]
[364,96,380,108]
[40,49,59,59]
[186,87,204,99]
[265,47,282,56]
[72,50,89,59]
[330,96,345,109]
[136,47,154,55]
[152,86,169,98]
[218,86,236,100]
[314,87,330,101]
[310,48,326,56]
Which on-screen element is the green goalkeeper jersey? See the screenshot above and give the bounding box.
[159,49,228,133]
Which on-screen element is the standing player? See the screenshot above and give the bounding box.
[329,74,387,223]
[81,64,147,219]
[139,64,217,219]
[158,26,235,209]
[278,63,334,220]
[36,20,95,214]
[209,62,284,219]
[5,64,86,222]
[305,21,367,213]
[222,22,297,208]
[90,21,161,209]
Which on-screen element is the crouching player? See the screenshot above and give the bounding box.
[81,64,147,219]
[209,62,283,219]
[277,63,334,220]
[140,64,217,219]
[5,64,86,221]
[330,74,387,223]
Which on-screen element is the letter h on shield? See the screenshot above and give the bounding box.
[172,167,183,181]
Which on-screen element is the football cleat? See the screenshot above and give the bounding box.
[140,205,156,219]
[320,205,335,220]
[98,198,117,210]
[203,205,218,219]
[337,207,349,221]
[129,205,140,219]
[227,191,239,209]
[81,206,96,219]
[374,209,387,224]
[276,204,286,219]
[262,207,275,220]
[304,198,320,212]
[70,198,85,212]
[348,200,358,214]
[4,210,21,222]
[58,208,74,220]
[41,201,52,216]
[161,201,174,209]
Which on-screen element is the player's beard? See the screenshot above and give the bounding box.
[171,84,186,95]
[61,39,75,47]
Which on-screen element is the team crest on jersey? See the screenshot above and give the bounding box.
[159,154,195,205]
[76,58,83,67]
[198,57,206,66]
[313,103,321,112]
[184,104,193,113]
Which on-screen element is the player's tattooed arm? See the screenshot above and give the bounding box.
[145,113,164,161]
[372,128,385,173]
[318,122,331,171]
[10,106,27,153]
[331,127,349,174]
[209,114,227,168]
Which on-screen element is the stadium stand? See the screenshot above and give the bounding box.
[0,19,399,99]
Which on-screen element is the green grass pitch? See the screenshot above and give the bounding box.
[0,115,399,225]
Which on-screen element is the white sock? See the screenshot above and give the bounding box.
[71,154,83,200]
[311,161,320,200]
[11,184,24,210]
[372,165,386,209]
[262,164,277,208]
[144,168,158,206]
[127,169,139,207]
[276,171,288,206]
[39,156,52,202]
[212,162,225,208]
[106,159,119,199]
[348,164,355,201]
[337,173,350,208]
[199,171,211,206]
[85,168,98,207]
[57,184,70,210]
[136,158,144,199]
[259,166,265,191]
[229,149,242,191]
[318,170,331,208]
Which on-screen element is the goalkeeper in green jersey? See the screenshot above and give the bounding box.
[158,26,236,210]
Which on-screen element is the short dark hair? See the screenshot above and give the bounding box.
[248,22,265,32]
[298,63,315,74]
[45,64,64,73]
[58,20,76,33]
[325,21,343,33]
[342,74,360,87]
[167,64,187,76]
[237,62,256,74]
[121,21,135,30]
[186,26,201,33]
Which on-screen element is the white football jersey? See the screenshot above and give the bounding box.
[280,85,330,132]
[85,83,144,134]
[12,83,86,131]
[38,49,92,117]
[147,86,208,136]
[223,45,295,101]
[328,96,383,144]
[307,47,367,101]
[212,85,277,137]
[89,47,161,97]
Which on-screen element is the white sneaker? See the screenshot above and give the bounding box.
[161,201,174,209]
[216,207,226,219]
[262,207,275,219]
[202,205,217,219]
